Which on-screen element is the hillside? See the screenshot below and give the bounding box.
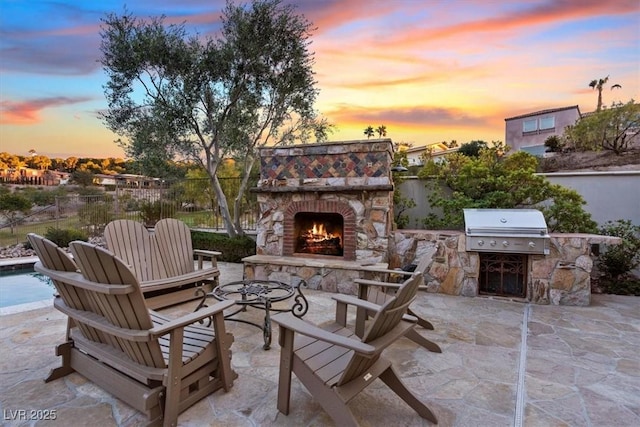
[539,147,640,172]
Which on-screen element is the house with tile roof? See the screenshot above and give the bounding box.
[504,105,581,156]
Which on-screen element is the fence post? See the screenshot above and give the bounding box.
[55,196,60,229]
[115,180,120,217]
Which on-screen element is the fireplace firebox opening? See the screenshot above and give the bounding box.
[294,212,343,257]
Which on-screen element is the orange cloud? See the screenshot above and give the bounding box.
[384,0,638,48]
[0,96,93,124]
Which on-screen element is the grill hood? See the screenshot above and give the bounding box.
[464,209,549,255]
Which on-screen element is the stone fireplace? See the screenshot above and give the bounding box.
[243,139,394,292]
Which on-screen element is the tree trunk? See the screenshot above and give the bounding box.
[597,89,603,112]
[233,156,255,236]
[209,174,238,237]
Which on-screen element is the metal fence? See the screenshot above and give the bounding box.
[0,177,260,246]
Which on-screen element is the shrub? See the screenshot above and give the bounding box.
[544,135,564,153]
[44,227,88,248]
[597,219,640,280]
[140,200,176,226]
[191,231,256,262]
[421,146,597,233]
[598,278,640,296]
[78,201,114,235]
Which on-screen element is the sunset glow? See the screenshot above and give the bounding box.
[1,0,638,159]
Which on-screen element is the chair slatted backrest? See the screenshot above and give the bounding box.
[69,241,166,369]
[154,218,195,277]
[414,247,437,275]
[27,233,106,344]
[104,220,167,281]
[337,272,423,386]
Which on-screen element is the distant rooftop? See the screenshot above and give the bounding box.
[505,105,580,121]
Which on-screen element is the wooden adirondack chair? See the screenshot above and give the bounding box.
[104,219,221,309]
[29,234,236,427]
[272,272,438,426]
[356,247,442,353]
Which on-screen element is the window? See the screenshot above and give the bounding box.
[539,116,555,130]
[522,115,555,134]
[523,119,537,133]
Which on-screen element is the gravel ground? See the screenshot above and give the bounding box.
[0,236,106,259]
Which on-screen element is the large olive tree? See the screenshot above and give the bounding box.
[100,0,326,236]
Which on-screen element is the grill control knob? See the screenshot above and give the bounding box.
[502,240,509,247]
[477,240,484,246]
[490,240,497,246]
[528,241,536,248]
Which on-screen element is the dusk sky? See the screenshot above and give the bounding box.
[1,0,638,159]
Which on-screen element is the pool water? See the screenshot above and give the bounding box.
[0,268,56,308]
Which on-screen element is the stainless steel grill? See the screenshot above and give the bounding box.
[464,209,550,255]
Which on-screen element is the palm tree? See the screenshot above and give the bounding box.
[376,125,387,138]
[589,76,621,112]
[364,126,374,139]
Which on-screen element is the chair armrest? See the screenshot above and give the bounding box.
[359,268,415,277]
[193,249,222,258]
[193,249,222,269]
[354,278,403,290]
[272,313,376,355]
[331,294,383,312]
[150,300,234,336]
[354,278,427,291]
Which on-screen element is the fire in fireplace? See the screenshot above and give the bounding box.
[294,212,343,256]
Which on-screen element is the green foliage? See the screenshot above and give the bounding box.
[598,278,640,296]
[78,201,115,235]
[391,150,415,228]
[457,140,487,157]
[597,220,640,280]
[44,227,88,248]
[190,231,256,262]
[100,0,322,237]
[537,185,597,233]
[0,192,32,233]
[564,100,640,154]
[544,135,564,153]
[15,186,68,206]
[421,144,597,233]
[363,126,375,139]
[71,169,95,186]
[140,200,177,226]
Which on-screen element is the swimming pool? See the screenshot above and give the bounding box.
[0,267,56,309]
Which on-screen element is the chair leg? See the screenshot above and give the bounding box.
[293,358,359,427]
[408,308,435,330]
[45,342,75,382]
[277,326,294,415]
[405,328,442,353]
[164,328,184,427]
[380,366,438,424]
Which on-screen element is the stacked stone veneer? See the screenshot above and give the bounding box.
[252,139,394,262]
[390,230,621,306]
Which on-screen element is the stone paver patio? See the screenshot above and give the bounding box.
[1,262,638,426]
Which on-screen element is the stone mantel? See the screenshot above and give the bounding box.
[251,184,394,193]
